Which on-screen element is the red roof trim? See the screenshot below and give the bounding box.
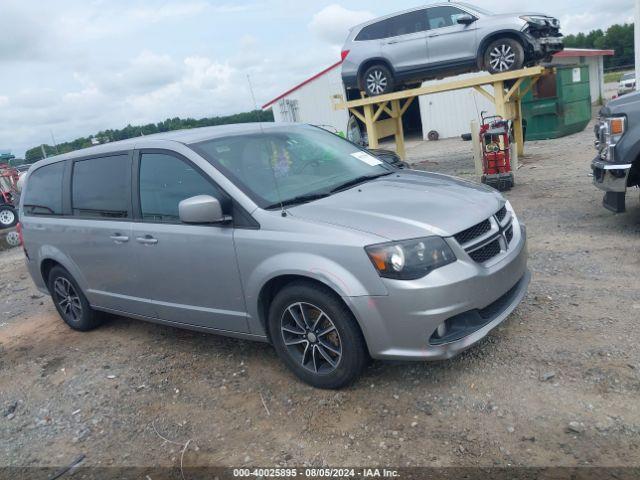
[554,48,614,57]
[262,60,343,109]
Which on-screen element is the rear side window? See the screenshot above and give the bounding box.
[23,162,65,216]
[355,20,388,41]
[427,6,467,29]
[72,154,131,218]
[386,10,428,37]
[139,152,224,223]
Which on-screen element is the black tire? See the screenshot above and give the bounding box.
[268,281,368,389]
[362,64,394,96]
[48,266,104,331]
[484,38,524,74]
[0,205,17,228]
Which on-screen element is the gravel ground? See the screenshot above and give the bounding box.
[1,116,640,474]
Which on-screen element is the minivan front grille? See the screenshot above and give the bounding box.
[454,219,491,245]
[468,239,501,263]
[453,205,514,265]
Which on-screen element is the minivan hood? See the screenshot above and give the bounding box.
[288,171,504,241]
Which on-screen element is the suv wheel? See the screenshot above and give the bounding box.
[48,266,104,331]
[268,281,368,389]
[362,64,394,96]
[0,205,17,228]
[484,38,524,74]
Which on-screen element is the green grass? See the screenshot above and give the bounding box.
[604,71,631,83]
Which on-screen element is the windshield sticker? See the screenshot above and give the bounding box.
[351,151,382,166]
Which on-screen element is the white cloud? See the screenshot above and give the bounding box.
[309,4,374,45]
[0,96,8,108]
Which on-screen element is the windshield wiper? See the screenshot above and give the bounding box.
[330,171,394,193]
[265,192,331,209]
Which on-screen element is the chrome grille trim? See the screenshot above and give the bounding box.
[453,206,514,264]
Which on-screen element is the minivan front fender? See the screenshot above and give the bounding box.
[241,252,388,336]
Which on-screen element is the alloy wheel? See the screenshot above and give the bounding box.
[280,302,342,374]
[53,277,83,322]
[366,69,388,95]
[489,44,516,72]
[0,209,15,227]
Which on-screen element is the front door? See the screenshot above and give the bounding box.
[132,150,249,332]
[425,5,478,66]
[380,9,429,74]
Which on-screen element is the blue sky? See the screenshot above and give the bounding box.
[0,0,634,157]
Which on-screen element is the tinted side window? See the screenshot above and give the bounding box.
[427,6,467,29]
[23,162,65,216]
[139,152,223,224]
[386,10,428,37]
[72,154,131,218]
[355,20,388,41]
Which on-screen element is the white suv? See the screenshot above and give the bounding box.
[341,2,563,96]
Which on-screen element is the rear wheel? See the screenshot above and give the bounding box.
[268,282,368,389]
[484,38,524,74]
[362,64,394,96]
[0,205,17,228]
[48,266,104,331]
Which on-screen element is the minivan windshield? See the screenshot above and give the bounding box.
[192,126,393,209]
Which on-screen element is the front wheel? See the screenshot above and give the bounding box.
[268,282,368,389]
[484,38,524,74]
[362,64,394,96]
[0,205,17,228]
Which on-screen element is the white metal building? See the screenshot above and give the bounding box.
[263,49,613,141]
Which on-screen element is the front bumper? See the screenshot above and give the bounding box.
[525,34,563,58]
[591,157,631,193]
[348,223,529,361]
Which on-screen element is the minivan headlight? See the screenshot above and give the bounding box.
[365,237,456,280]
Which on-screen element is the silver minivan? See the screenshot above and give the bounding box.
[20,123,529,388]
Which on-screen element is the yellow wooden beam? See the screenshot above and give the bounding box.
[391,99,405,160]
[399,97,415,116]
[493,81,507,118]
[473,86,495,103]
[504,77,527,102]
[372,102,388,122]
[363,104,378,148]
[348,108,365,124]
[519,75,541,99]
[334,65,546,110]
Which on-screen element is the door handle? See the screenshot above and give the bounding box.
[427,33,440,37]
[110,233,129,244]
[136,235,158,245]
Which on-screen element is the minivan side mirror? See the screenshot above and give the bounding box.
[456,14,476,25]
[178,195,229,224]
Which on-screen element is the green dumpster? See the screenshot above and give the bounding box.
[521,65,592,140]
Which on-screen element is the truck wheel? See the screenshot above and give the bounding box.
[484,38,524,74]
[362,64,394,96]
[268,281,368,389]
[48,266,105,331]
[0,205,17,228]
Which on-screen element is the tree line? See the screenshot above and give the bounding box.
[25,109,274,162]
[563,22,634,70]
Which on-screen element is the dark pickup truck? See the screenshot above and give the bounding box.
[592,91,640,212]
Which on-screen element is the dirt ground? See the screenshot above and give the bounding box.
[1,114,640,474]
